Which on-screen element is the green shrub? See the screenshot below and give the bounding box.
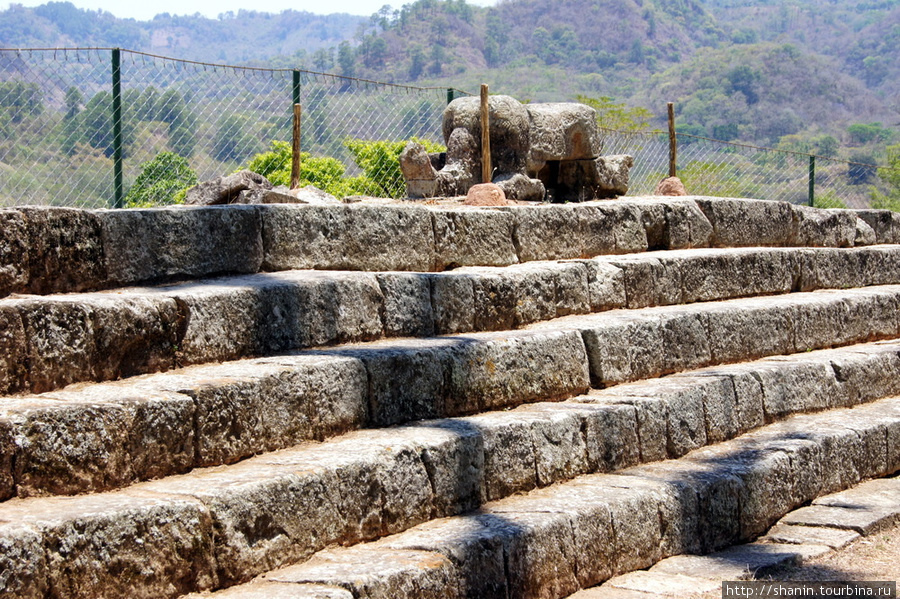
[123,151,197,208]
[871,144,900,212]
[243,138,444,199]
[344,138,444,198]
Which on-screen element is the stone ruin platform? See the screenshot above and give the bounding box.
[1,197,900,598]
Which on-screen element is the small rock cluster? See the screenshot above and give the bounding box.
[401,95,634,202]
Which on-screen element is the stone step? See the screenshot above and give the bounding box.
[176,395,900,599]
[573,475,900,598]
[2,341,899,598]
[1,198,894,299]
[4,244,900,396]
[3,279,900,500]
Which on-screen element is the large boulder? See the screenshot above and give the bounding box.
[443,95,531,175]
[526,102,602,173]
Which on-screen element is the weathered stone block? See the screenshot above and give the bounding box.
[0,492,218,597]
[0,522,49,599]
[144,355,367,465]
[560,400,641,472]
[590,203,648,255]
[267,547,459,599]
[512,405,590,487]
[15,297,96,393]
[854,209,900,244]
[829,344,900,405]
[790,205,856,247]
[446,330,590,413]
[751,359,842,421]
[99,205,262,285]
[376,273,435,337]
[511,205,592,262]
[395,420,485,515]
[431,208,518,268]
[379,516,512,599]
[604,255,682,309]
[83,293,182,380]
[679,248,794,304]
[796,247,861,291]
[462,412,536,500]
[491,510,581,599]
[577,259,627,311]
[342,339,450,427]
[7,386,195,497]
[0,209,29,297]
[428,272,476,334]
[139,461,354,584]
[0,303,27,395]
[590,395,668,463]
[261,204,437,272]
[20,206,106,294]
[579,312,665,385]
[164,271,385,365]
[695,198,794,247]
[704,298,794,363]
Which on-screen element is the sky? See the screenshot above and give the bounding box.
[1,0,499,21]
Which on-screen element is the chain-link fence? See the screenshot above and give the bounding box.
[0,47,896,209]
[0,48,461,208]
[601,129,891,209]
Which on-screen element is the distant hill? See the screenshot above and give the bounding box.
[0,0,897,148]
[0,2,365,63]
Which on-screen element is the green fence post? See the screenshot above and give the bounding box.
[447,88,454,105]
[293,70,301,106]
[112,48,123,208]
[808,155,815,207]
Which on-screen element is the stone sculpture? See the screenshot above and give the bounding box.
[401,94,634,202]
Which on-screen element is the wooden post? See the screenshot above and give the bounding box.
[480,84,491,184]
[290,103,302,190]
[667,102,677,178]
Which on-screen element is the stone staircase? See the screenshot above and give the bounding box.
[1,197,900,598]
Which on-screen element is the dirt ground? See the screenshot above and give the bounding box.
[695,522,900,598]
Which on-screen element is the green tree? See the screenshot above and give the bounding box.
[78,91,135,157]
[338,41,356,77]
[212,114,260,162]
[0,81,43,123]
[576,95,656,132]
[871,144,900,211]
[847,122,892,144]
[123,151,197,208]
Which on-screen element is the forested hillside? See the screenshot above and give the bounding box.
[0,0,897,149]
[0,2,364,63]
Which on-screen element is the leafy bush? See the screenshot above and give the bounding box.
[123,151,197,208]
[812,191,848,209]
[575,95,656,132]
[344,138,444,198]
[243,138,444,199]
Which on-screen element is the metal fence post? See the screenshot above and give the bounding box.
[292,70,301,106]
[447,88,455,105]
[112,48,123,208]
[667,102,677,178]
[808,155,815,207]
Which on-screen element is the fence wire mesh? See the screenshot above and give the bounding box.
[0,48,455,208]
[0,47,895,209]
[600,129,888,209]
